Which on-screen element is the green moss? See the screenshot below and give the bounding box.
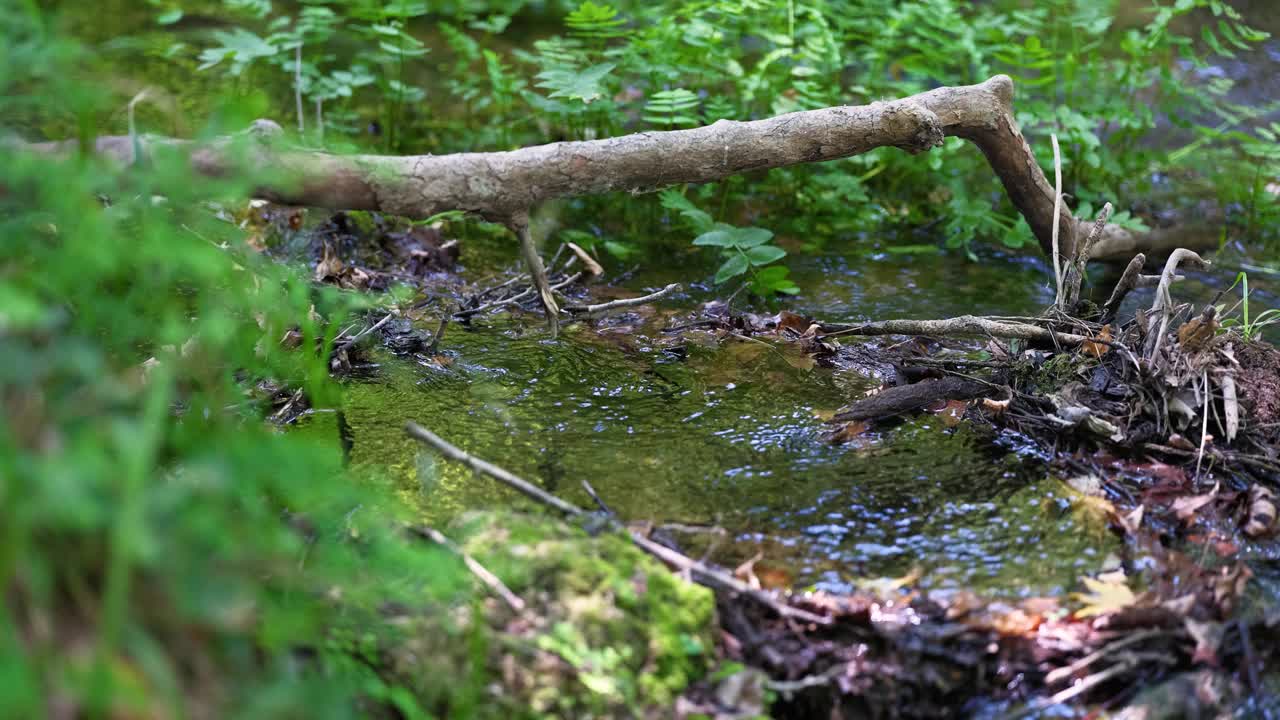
[457,511,716,717]
[350,511,716,718]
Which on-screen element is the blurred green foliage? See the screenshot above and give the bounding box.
[0,4,474,717]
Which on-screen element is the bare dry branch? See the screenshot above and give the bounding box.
[563,283,681,318]
[819,315,1094,346]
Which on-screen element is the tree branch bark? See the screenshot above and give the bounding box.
[15,75,1188,261]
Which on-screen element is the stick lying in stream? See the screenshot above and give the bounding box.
[403,421,830,626]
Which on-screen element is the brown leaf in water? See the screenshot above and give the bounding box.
[734,551,764,590]
[1172,482,1219,523]
[1115,505,1144,535]
[933,399,969,426]
[992,609,1042,636]
[1020,596,1061,616]
[754,564,793,590]
[1212,563,1252,615]
[827,420,870,445]
[775,311,812,336]
[1244,485,1277,538]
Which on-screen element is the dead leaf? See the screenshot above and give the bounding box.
[734,551,764,590]
[827,420,870,445]
[1177,314,1218,350]
[1115,505,1144,535]
[565,242,604,277]
[1172,482,1219,523]
[981,395,1010,415]
[1212,564,1252,615]
[314,243,343,281]
[775,311,812,336]
[933,399,969,426]
[1072,575,1137,618]
[1244,485,1277,538]
[1081,324,1112,358]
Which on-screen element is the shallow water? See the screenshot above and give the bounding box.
[292,244,1147,598]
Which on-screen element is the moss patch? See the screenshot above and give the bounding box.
[358,511,717,718]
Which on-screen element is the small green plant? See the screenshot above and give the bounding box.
[661,189,799,296]
[1219,272,1280,341]
[642,88,700,129]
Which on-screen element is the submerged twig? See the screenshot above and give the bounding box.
[405,422,584,517]
[403,421,831,626]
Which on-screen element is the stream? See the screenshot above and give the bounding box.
[296,237,1275,600]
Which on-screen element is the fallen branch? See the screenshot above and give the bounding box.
[818,315,1095,346]
[16,76,1187,264]
[404,422,584,517]
[1144,249,1211,359]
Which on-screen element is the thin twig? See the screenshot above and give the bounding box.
[1145,249,1211,359]
[513,216,560,336]
[405,422,584,516]
[1101,253,1146,324]
[343,312,393,347]
[765,663,849,698]
[1051,133,1064,307]
[564,283,681,318]
[414,525,526,613]
[426,313,448,355]
[1043,630,1167,686]
[1064,202,1111,307]
[403,421,831,626]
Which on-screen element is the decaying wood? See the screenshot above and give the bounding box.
[832,376,992,421]
[17,75,1184,265]
[1063,202,1112,308]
